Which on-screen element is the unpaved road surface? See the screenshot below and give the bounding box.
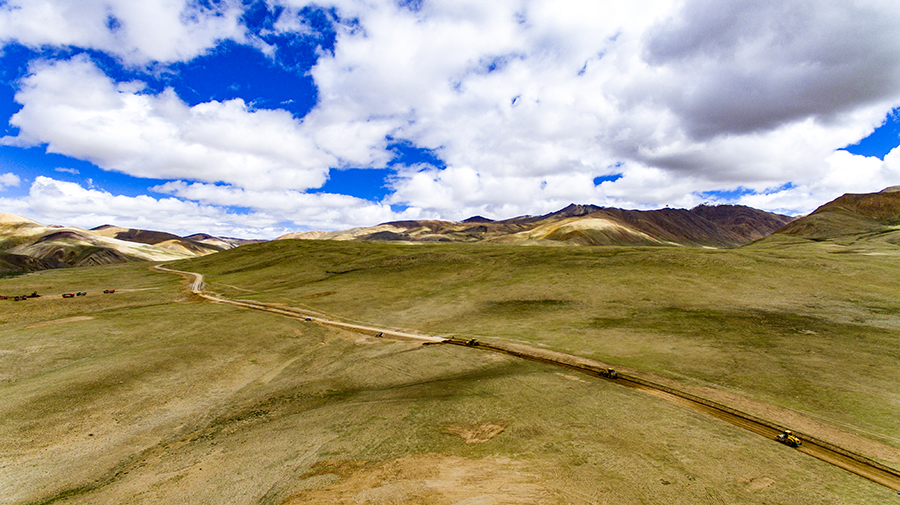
[155,265,443,343]
[156,264,900,492]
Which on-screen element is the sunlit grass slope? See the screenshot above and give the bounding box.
[1,261,893,503]
[178,239,900,450]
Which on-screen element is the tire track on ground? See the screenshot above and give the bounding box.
[155,264,900,492]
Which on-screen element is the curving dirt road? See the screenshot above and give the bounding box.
[153,265,443,343]
[156,264,900,492]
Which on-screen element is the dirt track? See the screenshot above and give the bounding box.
[155,264,900,493]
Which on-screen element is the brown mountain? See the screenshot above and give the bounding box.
[774,187,900,244]
[0,250,65,273]
[91,225,223,256]
[279,204,794,248]
[0,214,237,274]
[183,233,263,250]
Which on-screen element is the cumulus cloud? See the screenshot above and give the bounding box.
[1,55,392,191]
[640,0,900,138]
[290,0,900,218]
[0,172,21,190]
[0,176,298,238]
[737,148,900,214]
[3,0,900,234]
[0,0,247,65]
[151,180,424,229]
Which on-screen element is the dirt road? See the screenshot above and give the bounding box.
[153,265,443,343]
[155,264,900,492]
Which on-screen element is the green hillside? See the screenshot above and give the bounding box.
[178,239,900,450]
[774,188,900,244]
[2,238,898,503]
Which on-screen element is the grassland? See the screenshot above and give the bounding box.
[182,238,900,450]
[1,239,898,503]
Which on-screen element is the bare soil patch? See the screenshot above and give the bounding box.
[279,454,554,505]
[442,422,508,444]
[740,476,775,491]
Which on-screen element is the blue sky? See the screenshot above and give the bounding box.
[1,0,900,238]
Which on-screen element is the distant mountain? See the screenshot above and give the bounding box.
[0,214,253,274]
[0,250,65,274]
[773,187,900,244]
[183,233,263,250]
[278,204,794,248]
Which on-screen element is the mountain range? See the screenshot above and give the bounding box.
[279,203,793,247]
[0,214,258,273]
[2,188,899,275]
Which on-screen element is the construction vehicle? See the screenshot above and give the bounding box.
[586,365,619,379]
[441,337,479,346]
[600,368,618,379]
[777,430,802,447]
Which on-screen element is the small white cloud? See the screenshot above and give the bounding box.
[0,172,21,190]
[54,167,79,175]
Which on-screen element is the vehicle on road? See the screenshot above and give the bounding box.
[777,430,802,447]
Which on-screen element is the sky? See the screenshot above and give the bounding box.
[1,0,900,239]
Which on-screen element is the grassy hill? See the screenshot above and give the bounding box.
[179,239,900,448]
[773,188,900,245]
[2,238,898,503]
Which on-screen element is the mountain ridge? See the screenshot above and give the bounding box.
[772,188,900,245]
[0,214,253,274]
[278,203,795,247]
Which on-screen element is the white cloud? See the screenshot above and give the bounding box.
[0,0,247,65]
[0,176,431,237]
[54,167,79,175]
[0,176,293,238]
[4,0,900,234]
[289,0,900,218]
[1,55,393,191]
[151,180,420,229]
[737,149,900,214]
[0,172,21,190]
